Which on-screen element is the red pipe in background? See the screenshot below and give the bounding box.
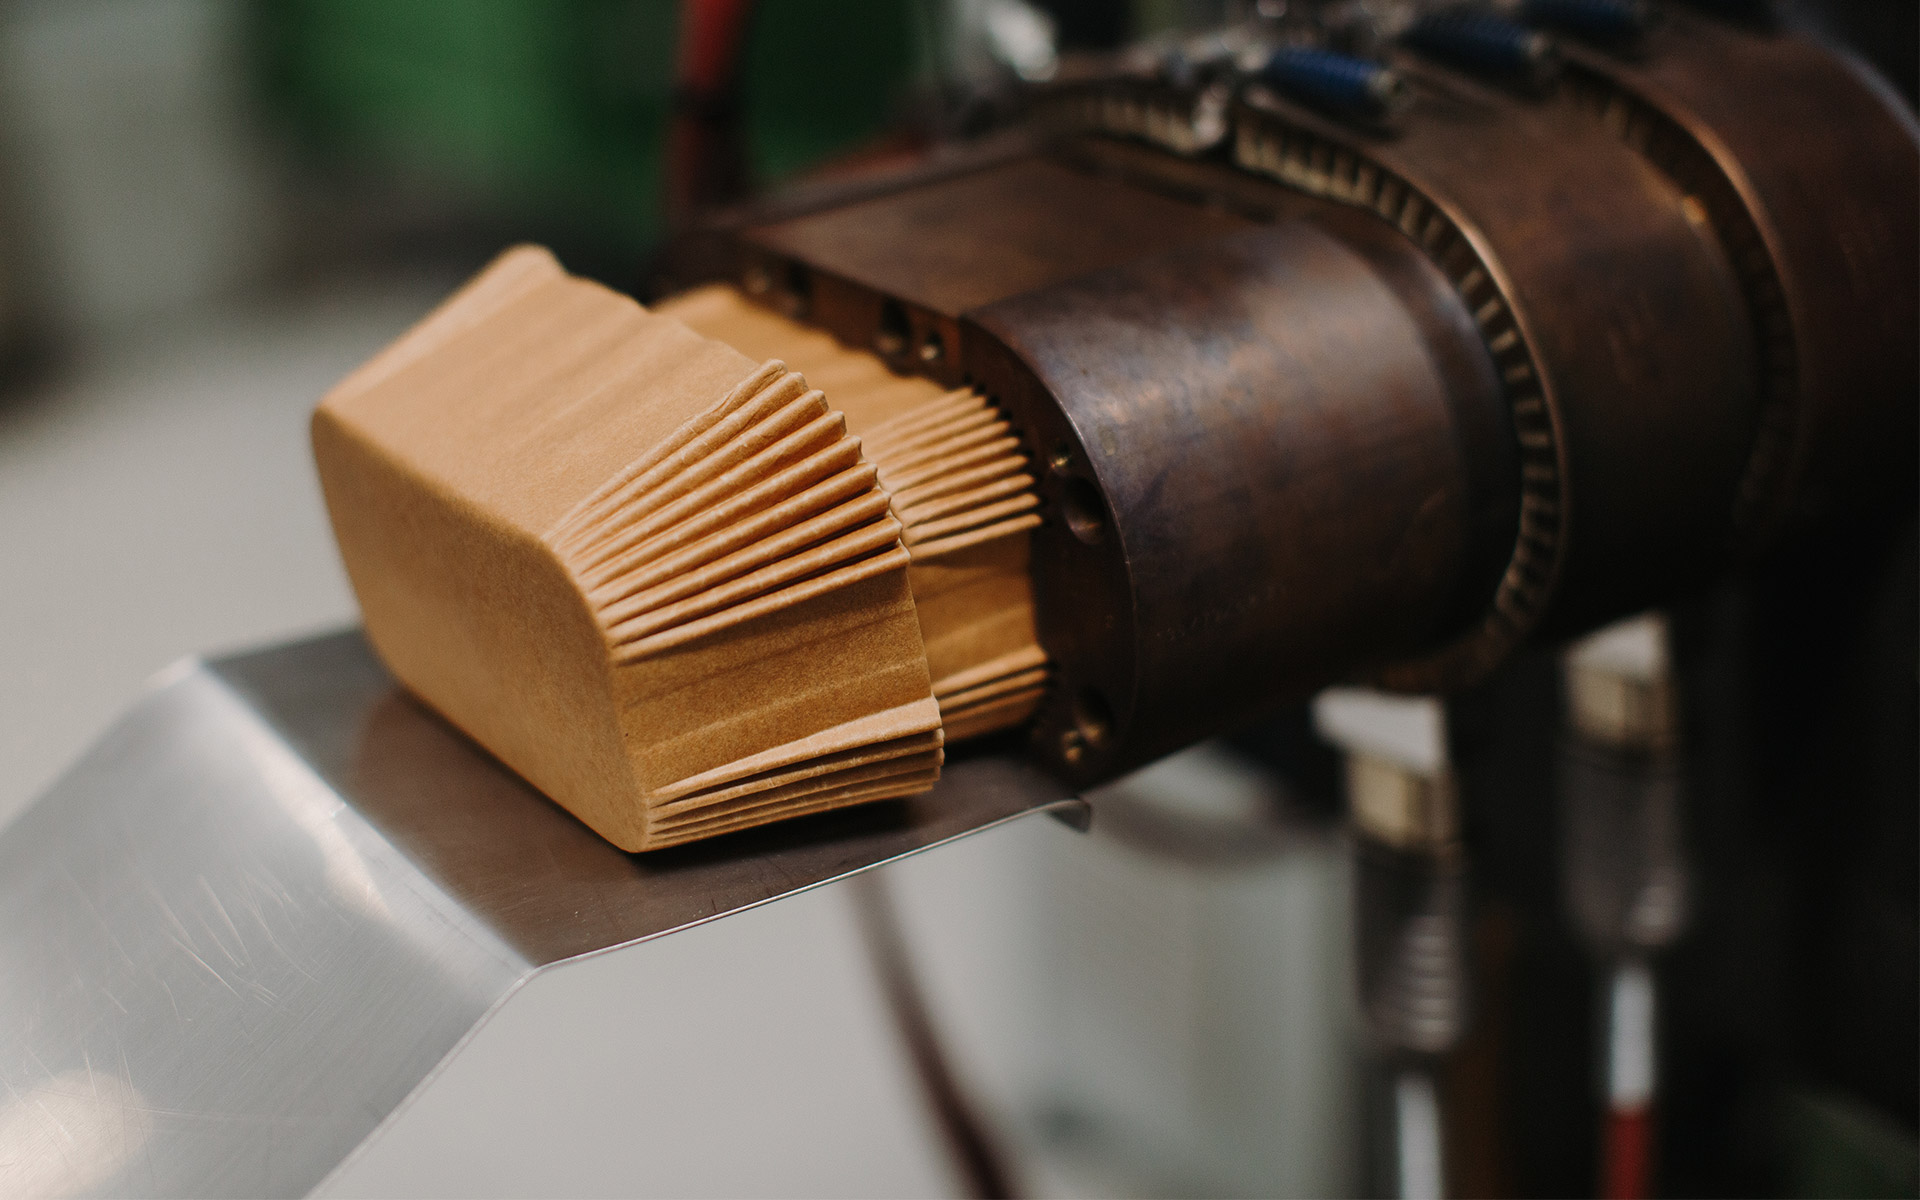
[1602,960,1657,1199]
[1604,1107,1653,1200]
[676,0,754,97]
[666,0,756,230]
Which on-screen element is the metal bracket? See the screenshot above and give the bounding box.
[0,630,1082,1196]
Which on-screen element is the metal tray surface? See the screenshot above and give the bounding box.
[0,629,1081,1197]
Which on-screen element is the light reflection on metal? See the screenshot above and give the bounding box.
[0,1070,154,1197]
[0,630,1082,1197]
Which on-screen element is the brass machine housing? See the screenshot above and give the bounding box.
[683,10,1917,785]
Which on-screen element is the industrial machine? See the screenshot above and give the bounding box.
[666,1,1915,784]
[0,1,1912,1195]
[650,20,1918,1190]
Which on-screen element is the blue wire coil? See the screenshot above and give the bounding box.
[1255,46,1410,120]
[1404,9,1558,86]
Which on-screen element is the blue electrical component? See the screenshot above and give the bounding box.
[1255,46,1411,121]
[1404,9,1559,88]
[1520,0,1652,44]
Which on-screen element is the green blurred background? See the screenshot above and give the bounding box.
[0,0,1160,349]
[252,0,931,268]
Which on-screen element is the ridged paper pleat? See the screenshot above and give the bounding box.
[659,285,1052,741]
[314,248,942,851]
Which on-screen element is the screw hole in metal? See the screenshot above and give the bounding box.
[1059,686,1114,766]
[1072,687,1112,746]
[779,262,813,318]
[874,299,910,359]
[1061,476,1107,544]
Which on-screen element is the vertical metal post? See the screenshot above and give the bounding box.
[1317,689,1469,1200]
[1560,613,1690,1200]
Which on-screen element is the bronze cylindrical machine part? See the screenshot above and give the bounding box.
[707,16,1916,787]
[1559,13,1920,546]
[967,218,1511,776]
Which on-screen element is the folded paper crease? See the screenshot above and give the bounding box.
[659,284,1050,743]
[314,247,944,850]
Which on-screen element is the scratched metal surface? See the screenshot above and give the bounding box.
[0,629,1081,1196]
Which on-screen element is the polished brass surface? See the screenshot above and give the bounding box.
[968,218,1504,776]
[740,157,1252,385]
[695,13,1915,787]
[1560,14,1920,550]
